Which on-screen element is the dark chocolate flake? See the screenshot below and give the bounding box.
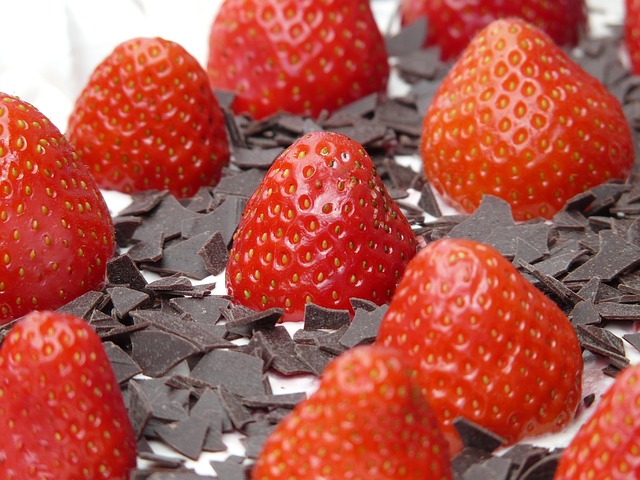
[385,17,428,57]
[126,378,153,440]
[224,307,284,337]
[243,433,269,460]
[155,414,209,460]
[131,310,235,351]
[181,195,247,246]
[569,300,602,326]
[232,146,282,169]
[146,275,194,293]
[623,332,640,353]
[106,253,148,291]
[107,286,152,318]
[198,231,229,276]
[190,349,266,397]
[104,341,143,384]
[241,392,306,409]
[127,230,165,264]
[294,343,335,376]
[452,448,494,478]
[118,189,169,217]
[577,324,626,356]
[168,295,229,323]
[132,194,199,242]
[259,326,316,375]
[316,324,350,355]
[453,417,506,452]
[218,384,253,430]
[463,456,513,480]
[145,232,214,280]
[57,291,107,320]
[339,304,388,349]
[484,222,551,260]
[418,183,442,218]
[113,215,142,247]
[303,303,350,330]
[210,460,249,480]
[447,195,516,242]
[214,168,265,198]
[563,230,640,283]
[130,329,200,378]
[594,301,640,321]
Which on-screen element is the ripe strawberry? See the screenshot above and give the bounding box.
[0,310,137,479]
[376,238,583,456]
[420,18,634,221]
[555,364,640,480]
[206,0,390,120]
[226,131,417,321]
[67,37,230,198]
[252,344,453,480]
[0,93,115,325]
[400,0,587,61]
[625,0,640,75]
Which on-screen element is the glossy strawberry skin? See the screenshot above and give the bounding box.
[420,18,634,221]
[226,131,417,321]
[252,344,453,480]
[0,311,137,479]
[555,364,640,479]
[67,37,230,198]
[207,0,389,120]
[377,238,583,456]
[0,94,115,325]
[400,0,587,61]
[625,0,640,75]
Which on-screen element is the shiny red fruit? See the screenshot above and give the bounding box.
[377,238,583,456]
[0,93,115,324]
[0,311,137,479]
[207,0,389,120]
[67,37,230,198]
[421,18,634,221]
[226,131,417,321]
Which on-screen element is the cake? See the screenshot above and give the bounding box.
[0,0,638,478]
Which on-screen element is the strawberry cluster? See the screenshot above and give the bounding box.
[1,0,640,479]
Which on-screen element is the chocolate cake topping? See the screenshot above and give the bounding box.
[4,9,640,478]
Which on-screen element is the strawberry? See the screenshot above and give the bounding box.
[226,131,417,321]
[420,18,634,221]
[252,344,453,480]
[400,0,587,61]
[67,37,230,198]
[376,238,583,456]
[625,0,640,75]
[206,0,390,120]
[0,93,115,325]
[555,364,640,480]
[0,310,137,479]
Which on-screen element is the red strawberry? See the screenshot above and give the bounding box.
[226,131,417,321]
[0,310,137,479]
[67,37,230,198]
[625,0,640,75]
[555,364,640,480]
[420,18,634,221]
[206,0,389,120]
[0,93,115,325]
[376,238,583,456]
[252,344,453,480]
[400,0,587,61]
